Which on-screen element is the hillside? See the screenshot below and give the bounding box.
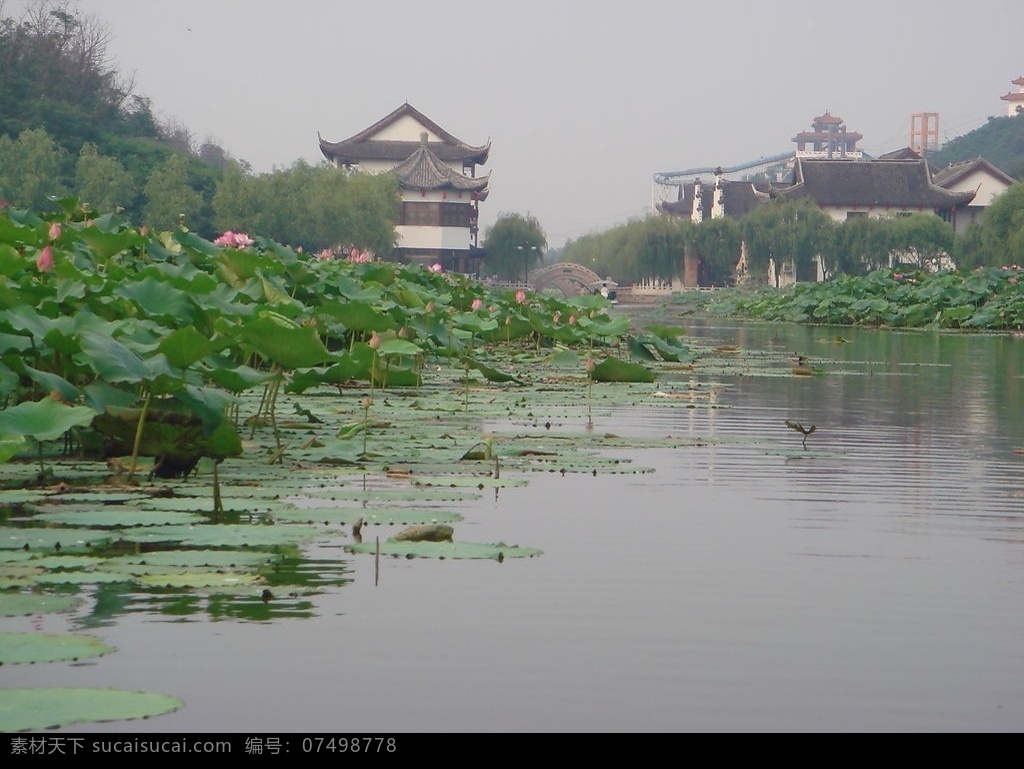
[927,115,1024,179]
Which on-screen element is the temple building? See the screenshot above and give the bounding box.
[1000,76,1024,117]
[319,103,490,272]
[792,112,863,159]
[931,157,1017,233]
[771,156,976,230]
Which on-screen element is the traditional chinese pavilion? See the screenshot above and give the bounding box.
[319,103,490,272]
[1000,76,1024,117]
[792,112,863,158]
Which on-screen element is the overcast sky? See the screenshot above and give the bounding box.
[8,0,1021,246]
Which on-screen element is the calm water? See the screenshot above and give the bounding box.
[5,317,1024,733]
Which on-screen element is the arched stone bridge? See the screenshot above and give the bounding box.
[530,263,605,298]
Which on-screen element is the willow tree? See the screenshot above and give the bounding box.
[482,212,547,280]
[741,199,833,283]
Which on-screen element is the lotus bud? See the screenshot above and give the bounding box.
[515,290,527,304]
[471,298,483,311]
[36,245,54,273]
[369,331,381,350]
[48,222,61,241]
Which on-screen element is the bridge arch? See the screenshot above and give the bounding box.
[530,263,605,298]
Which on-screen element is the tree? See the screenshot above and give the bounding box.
[955,181,1024,268]
[74,141,135,214]
[0,127,65,209]
[143,153,202,231]
[482,213,547,280]
[690,217,740,285]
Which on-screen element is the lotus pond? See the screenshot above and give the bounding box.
[3,304,1024,731]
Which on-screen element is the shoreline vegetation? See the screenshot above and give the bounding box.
[662,266,1024,331]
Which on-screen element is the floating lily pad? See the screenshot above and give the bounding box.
[411,476,527,489]
[0,631,114,664]
[0,527,112,551]
[137,496,275,513]
[108,550,281,569]
[271,507,464,526]
[0,687,182,732]
[32,509,206,527]
[135,572,264,589]
[115,523,321,548]
[0,592,80,616]
[346,540,542,560]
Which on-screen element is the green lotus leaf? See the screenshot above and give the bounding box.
[79,227,145,259]
[461,356,525,384]
[32,509,206,527]
[0,631,114,664]
[272,507,463,526]
[0,397,97,443]
[158,326,224,368]
[0,687,182,732]
[0,527,112,551]
[345,540,542,560]
[108,550,281,569]
[116,277,195,322]
[240,316,336,369]
[411,476,527,488]
[136,496,275,513]
[134,572,263,588]
[286,487,481,503]
[0,593,79,616]
[0,435,27,462]
[590,356,656,383]
[115,523,320,547]
[34,571,135,585]
[77,330,150,383]
[14,555,103,569]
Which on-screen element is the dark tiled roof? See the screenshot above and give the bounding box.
[393,144,490,195]
[319,103,490,165]
[931,157,1017,188]
[773,158,976,208]
[877,147,922,160]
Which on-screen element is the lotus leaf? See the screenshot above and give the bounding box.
[0,527,112,551]
[0,631,114,664]
[0,687,183,732]
[135,572,263,588]
[0,592,79,616]
[346,540,543,560]
[271,507,463,526]
[115,523,321,547]
[0,397,97,444]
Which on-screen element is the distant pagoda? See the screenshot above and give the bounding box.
[1000,76,1024,117]
[792,112,863,159]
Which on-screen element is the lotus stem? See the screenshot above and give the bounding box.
[128,390,152,482]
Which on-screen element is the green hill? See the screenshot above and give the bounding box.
[928,115,1024,179]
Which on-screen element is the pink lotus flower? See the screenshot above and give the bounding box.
[471,299,483,311]
[568,314,577,325]
[515,290,527,304]
[429,263,443,273]
[214,230,255,248]
[36,246,54,273]
[48,222,62,241]
[368,331,381,350]
[318,249,333,260]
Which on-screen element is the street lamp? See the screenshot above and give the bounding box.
[516,244,539,286]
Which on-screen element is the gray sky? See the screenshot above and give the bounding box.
[10,0,1022,246]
